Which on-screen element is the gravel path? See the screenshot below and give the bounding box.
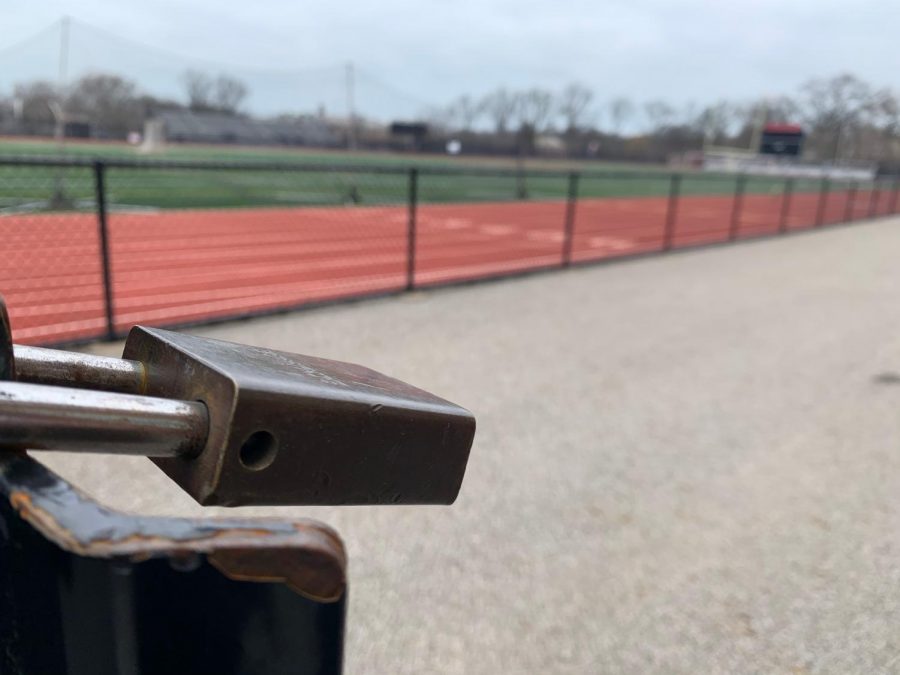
[43,218,900,673]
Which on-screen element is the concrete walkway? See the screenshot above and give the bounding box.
[45,217,900,673]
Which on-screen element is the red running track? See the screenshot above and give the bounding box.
[1,189,895,344]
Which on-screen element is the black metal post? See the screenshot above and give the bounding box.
[406,168,418,291]
[663,174,681,251]
[778,178,794,234]
[844,182,857,222]
[729,175,746,241]
[515,150,528,200]
[814,177,829,227]
[868,182,880,218]
[93,161,116,341]
[890,178,900,214]
[561,172,579,267]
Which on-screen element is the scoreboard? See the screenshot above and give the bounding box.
[760,123,804,156]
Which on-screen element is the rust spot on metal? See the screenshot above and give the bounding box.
[2,454,347,603]
[209,535,347,602]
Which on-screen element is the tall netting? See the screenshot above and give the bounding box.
[572,174,670,261]
[0,19,427,122]
[413,170,568,286]
[103,165,409,329]
[0,162,107,344]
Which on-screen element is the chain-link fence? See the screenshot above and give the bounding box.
[415,169,569,285]
[1,156,897,345]
[573,174,671,262]
[0,161,108,344]
[103,164,409,331]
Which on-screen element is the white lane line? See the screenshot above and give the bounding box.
[526,231,564,243]
[480,224,518,236]
[588,236,636,251]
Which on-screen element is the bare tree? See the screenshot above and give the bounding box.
[181,71,247,114]
[12,81,58,127]
[866,89,900,135]
[480,88,519,134]
[442,95,482,131]
[516,88,554,132]
[0,94,12,122]
[423,104,453,132]
[693,101,737,142]
[182,70,215,111]
[214,75,248,114]
[859,88,899,160]
[763,96,800,123]
[800,74,872,160]
[643,100,676,132]
[422,103,456,133]
[66,73,140,137]
[608,97,634,134]
[458,95,482,131]
[558,83,593,132]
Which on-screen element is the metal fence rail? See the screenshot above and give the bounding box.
[1,156,897,346]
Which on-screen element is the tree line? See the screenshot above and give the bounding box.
[0,71,249,139]
[1,70,897,166]
[428,75,900,164]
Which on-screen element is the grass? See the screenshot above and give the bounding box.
[0,137,874,212]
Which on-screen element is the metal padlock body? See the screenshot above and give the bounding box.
[124,327,475,506]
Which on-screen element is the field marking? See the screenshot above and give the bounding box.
[435,217,472,230]
[526,230,564,243]
[587,236,637,251]
[479,224,518,236]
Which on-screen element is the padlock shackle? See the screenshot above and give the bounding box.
[14,345,145,395]
[0,381,207,457]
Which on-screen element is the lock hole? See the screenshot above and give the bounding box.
[239,430,278,471]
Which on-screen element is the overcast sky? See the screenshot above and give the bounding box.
[1,0,898,121]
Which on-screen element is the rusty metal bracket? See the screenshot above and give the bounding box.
[0,452,347,674]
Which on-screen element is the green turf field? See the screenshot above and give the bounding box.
[0,137,861,211]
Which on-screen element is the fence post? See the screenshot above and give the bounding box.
[561,172,579,267]
[814,177,829,227]
[729,175,746,241]
[406,168,418,291]
[515,152,528,200]
[844,182,857,222]
[663,174,681,251]
[93,161,116,341]
[868,182,880,218]
[891,178,900,214]
[778,178,794,234]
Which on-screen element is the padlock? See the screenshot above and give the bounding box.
[2,312,475,506]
